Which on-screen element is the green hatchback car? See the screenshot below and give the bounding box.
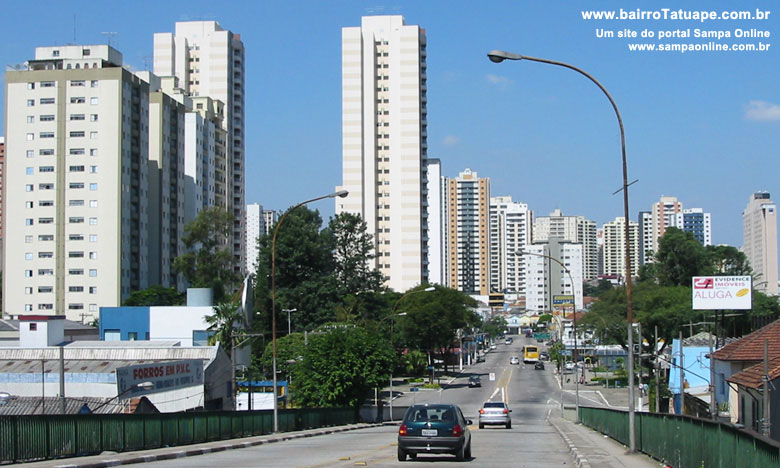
[397,403,472,461]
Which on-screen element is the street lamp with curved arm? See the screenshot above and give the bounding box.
[270,189,348,432]
[491,50,635,449]
[516,250,579,421]
[385,286,435,421]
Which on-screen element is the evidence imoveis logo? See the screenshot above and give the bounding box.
[693,277,714,289]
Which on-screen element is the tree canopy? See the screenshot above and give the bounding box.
[123,285,184,306]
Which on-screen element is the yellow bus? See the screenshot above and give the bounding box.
[523,345,539,364]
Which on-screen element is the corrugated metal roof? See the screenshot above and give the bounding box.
[0,396,126,415]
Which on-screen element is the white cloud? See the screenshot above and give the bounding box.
[443,135,461,146]
[485,74,512,88]
[745,100,780,121]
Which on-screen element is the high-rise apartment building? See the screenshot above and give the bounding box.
[245,203,264,276]
[425,159,444,285]
[601,217,640,278]
[154,21,246,276]
[525,239,583,313]
[743,192,778,295]
[533,209,597,281]
[0,137,5,271]
[489,196,532,296]
[638,210,653,265]
[336,15,428,292]
[671,208,712,246]
[4,45,154,320]
[262,209,276,236]
[645,196,683,262]
[443,169,490,295]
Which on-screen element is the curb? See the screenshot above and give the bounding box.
[46,423,378,468]
[548,419,592,468]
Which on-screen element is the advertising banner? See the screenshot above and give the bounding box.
[116,359,204,398]
[553,295,575,305]
[692,276,752,310]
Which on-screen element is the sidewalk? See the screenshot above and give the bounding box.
[549,414,664,468]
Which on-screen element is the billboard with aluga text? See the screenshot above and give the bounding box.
[116,359,204,398]
[691,276,752,310]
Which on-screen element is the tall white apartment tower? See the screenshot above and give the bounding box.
[525,240,583,313]
[533,209,598,281]
[153,21,246,276]
[425,159,444,285]
[336,15,428,292]
[638,211,653,265]
[245,203,264,276]
[4,45,152,321]
[601,217,640,279]
[489,196,532,297]
[743,192,778,295]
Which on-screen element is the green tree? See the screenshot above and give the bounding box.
[259,332,307,379]
[206,302,246,348]
[396,285,479,374]
[402,350,429,376]
[254,207,338,333]
[482,316,508,339]
[329,212,384,295]
[291,325,394,410]
[706,245,752,276]
[173,207,240,302]
[654,227,712,287]
[123,285,184,306]
[583,279,614,297]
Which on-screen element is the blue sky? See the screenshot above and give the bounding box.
[2,1,778,252]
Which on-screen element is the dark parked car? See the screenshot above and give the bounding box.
[468,375,481,387]
[534,361,545,370]
[398,404,472,461]
[539,351,550,361]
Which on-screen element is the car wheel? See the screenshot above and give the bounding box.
[506,421,512,429]
[397,446,406,461]
[455,443,465,461]
[464,441,472,459]
[479,423,484,429]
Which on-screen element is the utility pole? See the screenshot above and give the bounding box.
[59,346,66,414]
[679,331,685,415]
[709,330,716,419]
[655,325,660,413]
[637,323,643,412]
[762,339,771,437]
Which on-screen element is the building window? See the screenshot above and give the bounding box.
[25,253,33,260]
[70,114,85,121]
[69,286,84,292]
[40,115,54,121]
[39,183,54,190]
[40,98,55,105]
[24,304,33,312]
[90,80,98,88]
[27,82,35,89]
[26,150,34,158]
[71,80,85,86]
[68,304,84,310]
[27,99,34,107]
[89,269,97,277]
[26,133,34,141]
[38,218,54,224]
[25,270,33,277]
[25,218,34,226]
[69,234,84,241]
[69,217,84,224]
[69,200,84,207]
[69,165,85,172]
[69,269,84,275]
[89,251,98,260]
[70,131,85,138]
[89,183,98,191]
[69,182,84,189]
[89,286,97,294]
[104,330,120,341]
[89,131,98,139]
[26,235,34,243]
[90,97,99,105]
[38,251,53,258]
[69,251,84,258]
[70,148,85,155]
[39,166,54,173]
[89,166,98,174]
[25,167,33,175]
[26,184,34,192]
[89,234,97,242]
[70,97,85,104]
[40,149,54,155]
[39,132,54,139]
[38,269,54,276]
[39,234,54,241]
[127,332,138,341]
[27,115,34,123]
[29,323,37,331]
[41,81,54,88]
[25,287,33,295]
[89,217,97,225]
[38,286,53,293]
[89,148,98,156]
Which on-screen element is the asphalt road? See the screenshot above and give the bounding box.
[140,337,573,467]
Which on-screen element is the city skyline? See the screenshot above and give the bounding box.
[1,1,777,257]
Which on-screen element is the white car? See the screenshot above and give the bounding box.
[509,356,520,365]
[490,344,497,350]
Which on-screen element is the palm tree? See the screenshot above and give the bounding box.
[206,302,245,348]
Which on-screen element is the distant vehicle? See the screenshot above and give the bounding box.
[534,361,545,370]
[476,354,485,363]
[398,403,472,461]
[564,361,575,372]
[490,344,497,350]
[539,351,550,361]
[525,329,532,338]
[523,345,540,364]
[504,338,513,345]
[479,401,512,429]
[468,376,481,387]
[509,356,520,365]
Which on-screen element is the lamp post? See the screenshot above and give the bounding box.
[516,249,580,422]
[387,286,435,421]
[92,381,154,413]
[283,308,297,335]
[490,51,634,450]
[271,190,348,432]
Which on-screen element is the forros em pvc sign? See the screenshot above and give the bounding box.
[692,276,752,310]
[116,359,204,398]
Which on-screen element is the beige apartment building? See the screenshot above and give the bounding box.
[743,192,778,295]
[601,216,640,279]
[4,45,154,320]
[489,196,532,296]
[154,21,246,276]
[336,15,428,292]
[533,209,598,281]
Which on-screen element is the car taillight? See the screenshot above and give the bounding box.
[479,409,485,414]
[398,424,407,436]
[503,408,509,414]
[452,424,463,437]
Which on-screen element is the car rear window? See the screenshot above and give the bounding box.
[405,406,457,423]
[484,402,505,408]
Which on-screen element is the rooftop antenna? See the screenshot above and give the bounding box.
[100,32,118,47]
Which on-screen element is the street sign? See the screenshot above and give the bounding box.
[489,373,496,381]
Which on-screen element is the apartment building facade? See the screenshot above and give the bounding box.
[154,20,246,276]
[601,216,640,279]
[533,209,597,281]
[336,15,428,292]
[525,239,583,313]
[4,45,153,321]
[489,196,532,297]
[742,192,778,295]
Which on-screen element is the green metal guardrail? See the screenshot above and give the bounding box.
[579,406,780,468]
[0,407,355,463]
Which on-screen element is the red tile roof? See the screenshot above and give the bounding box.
[711,318,780,362]
[727,355,780,389]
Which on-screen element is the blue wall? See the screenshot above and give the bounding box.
[99,307,150,341]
